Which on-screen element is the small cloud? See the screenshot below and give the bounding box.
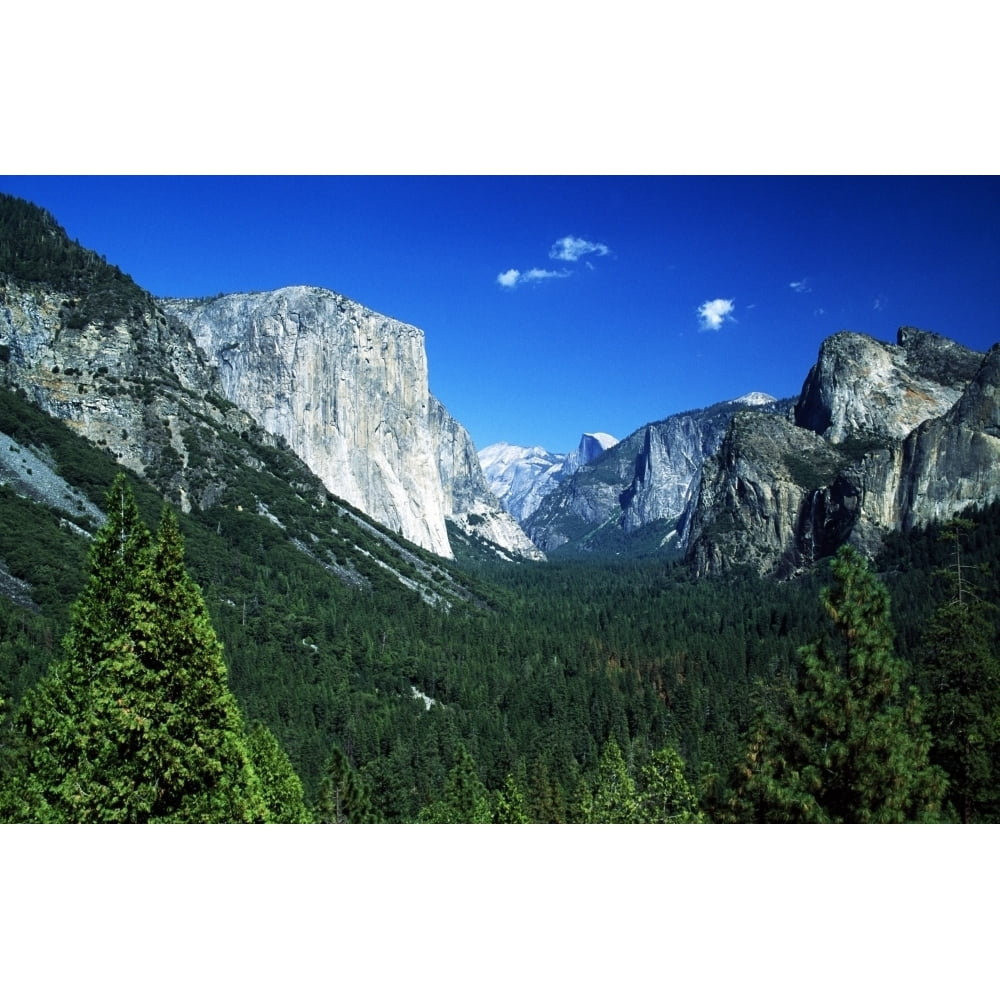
[790,278,811,293]
[549,235,611,262]
[524,267,569,282]
[496,266,570,289]
[873,294,888,311]
[698,298,736,331]
[814,307,826,317]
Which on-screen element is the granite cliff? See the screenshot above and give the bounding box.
[161,288,538,561]
[521,395,782,555]
[0,194,537,564]
[687,327,1000,576]
[478,431,618,524]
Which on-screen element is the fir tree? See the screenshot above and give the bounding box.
[4,477,270,822]
[588,737,639,823]
[246,721,313,823]
[736,545,946,823]
[318,745,375,823]
[418,745,492,823]
[493,772,531,823]
[636,746,704,823]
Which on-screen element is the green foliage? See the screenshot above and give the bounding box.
[913,520,1000,822]
[1,477,275,822]
[0,193,151,327]
[8,371,997,822]
[246,721,313,823]
[636,746,704,823]
[735,546,946,823]
[588,738,640,823]
[493,772,531,823]
[317,746,376,824]
[418,745,493,823]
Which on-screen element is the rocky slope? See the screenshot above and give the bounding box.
[0,194,537,565]
[0,279,266,513]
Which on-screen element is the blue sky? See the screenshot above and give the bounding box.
[2,176,998,455]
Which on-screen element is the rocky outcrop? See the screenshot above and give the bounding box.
[686,412,873,576]
[794,327,980,443]
[687,328,1000,576]
[0,281,263,512]
[429,397,543,560]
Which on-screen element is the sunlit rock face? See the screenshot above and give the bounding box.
[687,328,1000,576]
[794,327,981,444]
[162,286,456,556]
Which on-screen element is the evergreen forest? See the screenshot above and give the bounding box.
[2,382,999,822]
[2,189,998,823]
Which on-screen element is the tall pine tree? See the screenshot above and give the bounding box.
[3,476,276,822]
[736,545,945,823]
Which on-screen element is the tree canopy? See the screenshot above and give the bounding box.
[1,476,305,822]
[735,545,946,823]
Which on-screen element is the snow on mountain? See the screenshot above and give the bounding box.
[479,433,618,522]
[729,392,778,407]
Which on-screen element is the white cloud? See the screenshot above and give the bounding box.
[524,267,568,282]
[790,278,811,293]
[497,266,569,288]
[698,298,736,331]
[873,294,888,311]
[549,235,610,262]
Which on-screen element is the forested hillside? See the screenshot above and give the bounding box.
[3,380,998,820]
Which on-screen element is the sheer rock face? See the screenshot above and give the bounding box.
[688,328,1000,576]
[522,398,779,554]
[898,343,1000,530]
[161,287,538,560]
[162,288,452,556]
[619,403,772,537]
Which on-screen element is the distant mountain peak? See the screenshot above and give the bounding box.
[479,431,617,522]
[728,392,777,407]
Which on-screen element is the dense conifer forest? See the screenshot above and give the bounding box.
[2,190,998,822]
[2,379,998,821]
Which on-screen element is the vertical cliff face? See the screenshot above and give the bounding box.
[161,287,456,557]
[428,396,543,560]
[521,397,780,555]
[898,343,1000,530]
[620,399,777,537]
